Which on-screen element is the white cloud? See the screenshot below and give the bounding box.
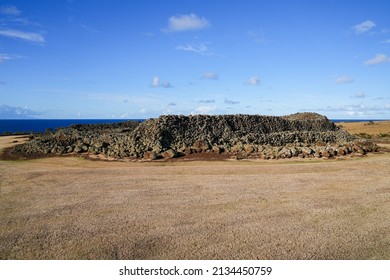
[202,72,219,80]
[335,75,354,84]
[198,100,215,103]
[0,104,41,119]
[176,43,213,55]
[0,53,21,63]
[0,5,21,16]
[0,28,45,43]
[224,98,240,105]
[380,39,390,44]
[364,53,390,65]
[246,76,261,86]
[190,106,215,115]
[353,20,376,34]
[151,76,160,87]
[80,24,99,34]
[120,112,130,118]
[163,14,210,32]
[160,81,172,88]
[247,30,267,44]
[150,76,173,88]
[353,91,366,98]
[139,108,147,114]
[0,6,45,46]
[315,103,390,117]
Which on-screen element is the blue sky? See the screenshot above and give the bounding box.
[0,0,389,119]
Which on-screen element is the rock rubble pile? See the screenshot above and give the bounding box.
[12,113,378,160]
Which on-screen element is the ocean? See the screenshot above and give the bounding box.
[0,118,387,135]
[0,119,145,134]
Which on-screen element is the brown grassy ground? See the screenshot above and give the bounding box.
[336,121,390,135]
[0,131,389,260]
[336,121,390,142]
[0,136,29,156]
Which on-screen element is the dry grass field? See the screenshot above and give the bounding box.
[0,129,389,260]
[336,121,390,142]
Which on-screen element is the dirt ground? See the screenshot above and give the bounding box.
[0,135,29,155]
[0,129,389,260]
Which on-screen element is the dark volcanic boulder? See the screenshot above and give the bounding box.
[162,149,178,159]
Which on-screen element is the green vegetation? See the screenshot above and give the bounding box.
[356,133,372,139]
[378,133,390,138]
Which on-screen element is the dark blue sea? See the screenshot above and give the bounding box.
[0,118,388,134]
[0,119,145,134]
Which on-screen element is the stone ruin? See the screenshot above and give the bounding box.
[11,112,378,160]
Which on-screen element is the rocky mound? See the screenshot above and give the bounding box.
[11,113,378,160]
[12,120,141,157]
[128,113,350,155]
[69,120,140,133]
